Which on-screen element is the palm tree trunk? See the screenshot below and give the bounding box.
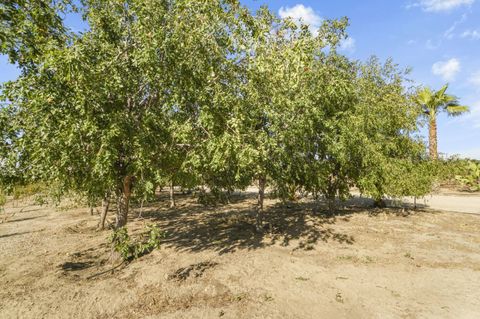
[429,117,438,160]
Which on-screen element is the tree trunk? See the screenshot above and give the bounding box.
[138,199,144,218]
[255,175,266,232]
[374,197,386,208]
[169,179,175,208]
[115,176,133,229]
[99,196,110,230]
[429,117,438,160]
[326,194,336,213]
[326,177,336,213]
[89,206,94,216]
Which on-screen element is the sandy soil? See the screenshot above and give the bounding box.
[1,193,480,319]
[401,194,480,215]
[345,193,480,215]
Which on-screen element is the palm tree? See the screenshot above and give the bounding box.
[416,84,469,160]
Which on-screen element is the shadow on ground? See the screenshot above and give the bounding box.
[57,192,430,279]
[136,194,363,255]
[344,195,428,211]
[4,215,47,224]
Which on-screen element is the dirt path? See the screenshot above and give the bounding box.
[404,194,480,215]
[1,195,480,318]
[345,193,480,215]
[242,186,480,215]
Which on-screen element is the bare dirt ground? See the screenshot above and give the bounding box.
[345,192,480,215]
[1,192,480,319]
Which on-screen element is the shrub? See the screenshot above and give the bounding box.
[110,224,164,261]
[12,183,48,200]
[434,157,473,187]
[456,161,480,192]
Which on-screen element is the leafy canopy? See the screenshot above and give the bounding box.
[0,1,439,224]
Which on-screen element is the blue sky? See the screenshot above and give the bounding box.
[1,0,479,158]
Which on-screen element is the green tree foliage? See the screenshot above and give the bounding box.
[2,0,256,227]
[0,104,21,189]
[349,58,426,203]
[230,12,352,222]
[0,0,74,69]
[383,159,438,198]
[1,1,446,231]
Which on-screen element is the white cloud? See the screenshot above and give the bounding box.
[408,0,474,12]
[339,37,356,53]
[432,58,461,81]
[461,29,480,39]
[278,4,322,34]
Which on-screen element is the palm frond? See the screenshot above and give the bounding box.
[416,87,432,105]
[436,84,448,97]
[446,104,469,116]
[442,94,457,104]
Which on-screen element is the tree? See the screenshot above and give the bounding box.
[1,0,256,228]
[216,10,352,226]
[1,0,450,232]
[285,50,357,211]
[416,85,469,160]
[348,58,427,204]
[281,53,426,210]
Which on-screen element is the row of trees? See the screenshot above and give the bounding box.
[0,0,466,230]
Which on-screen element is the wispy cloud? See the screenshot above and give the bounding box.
[432,58,461,81]
[443,13,467,39]
[469,70,480,88]
[444,25,456,39]
[461,29,480,39]
[278,4,322,34]
[407,0,475,12]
